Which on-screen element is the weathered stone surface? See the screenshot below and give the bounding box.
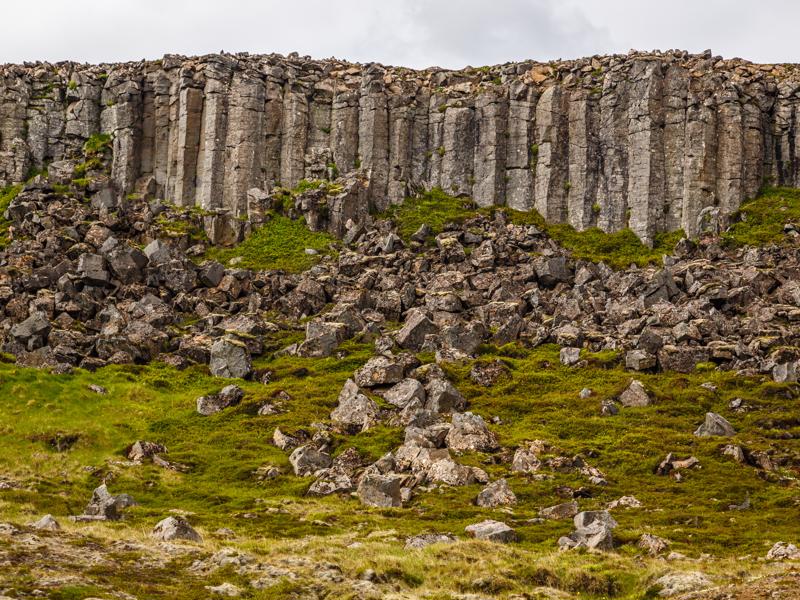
[152,516,202,543]
[446,412,499,452]
[289,445,332,477]
[464,519,516,543]
[476,479,517,507]
[209,337,252,379]
[2,51,795,243]
[694,412,736,437]
[619,379,652,407]
[196,384,244,416]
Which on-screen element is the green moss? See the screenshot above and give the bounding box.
[0,184,22,248]
[383,187,480,241]
[385,188,684,268]
[204,214,336,272]
[722,186,800,248]
[83,132,112,156]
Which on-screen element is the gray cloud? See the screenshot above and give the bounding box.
[1,0,798,67]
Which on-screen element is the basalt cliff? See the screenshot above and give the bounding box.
[2,49,800,243]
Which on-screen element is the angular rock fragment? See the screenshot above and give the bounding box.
[465,519,517,543]
[619,379,652,407]
[693,412,736,437]
[476,479,517,507]
[152,516,202,543]
[196,384,244,416]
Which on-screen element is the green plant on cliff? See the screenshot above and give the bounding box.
[0,184,22,248]
[722,186,800,248]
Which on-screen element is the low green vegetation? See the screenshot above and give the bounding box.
[385,188,684,269]
[722,186,800,248]
[204,214,336,272]
[0,341,797,598]
[0,184,22,248]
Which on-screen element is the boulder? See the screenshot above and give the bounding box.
[81,484,132,521]
[357,472,406,507]
[331,379,379,433]
[638,533,670,556]
[404,533,457,549]
[10,312,51,351]
[625,349,656,371]
[77,253,111,286]
[396,310,438,351]
[127,440,167,463]
[289,445,332,476]
[383,378,426,409]
[651,572,711,597]
[209,337,252,379]
[425,378,466,413]
[476,479,517,507]
[354,356,405,387]
[31,514,61,531]
[151,516,202,543]
[619,379,651,407]
[196,384,244,416]
[464,520,517,543]
[558,510,618,551]
[766,541,800,560]
[446,412,499,452]
[559,347,581,366]
[540,501,579,520]
[511,446,542,473]
[693,412,736,437]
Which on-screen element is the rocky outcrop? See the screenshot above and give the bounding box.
[3,49,800,241]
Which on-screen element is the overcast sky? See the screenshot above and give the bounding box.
[2,0,796,68]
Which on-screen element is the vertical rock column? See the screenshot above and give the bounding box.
[533,85,569,222]
[681,73,719,237]
[261,73,284,190]
[473,90,508,208]
[0,71,31,185]
[279,82,309,189]
[662,65,689,231]
[170,73,204,207]
[222,68,266,216]
[358,65,390,211]
[715,85,745,222]
[567,88,600,230]
[626,61,666,244]
[425,92,447,190]
[330,86,359,175]
[741,83,767,200]
[597,68,630,232]
[409,89,430,192]
[505,82,536,211]
[441,100,476,197]
[773,82,798,188]
[387,92,415,205]
[102,74,144,196]
[195,57,234,210]
[305,81,333,181]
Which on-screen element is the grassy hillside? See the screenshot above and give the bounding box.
[1,342,797,598]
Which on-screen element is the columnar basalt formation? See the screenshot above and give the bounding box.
[2,50,800,242]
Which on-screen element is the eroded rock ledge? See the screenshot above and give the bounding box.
[2,49,800,242]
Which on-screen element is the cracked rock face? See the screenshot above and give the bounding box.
[4,50,800,243]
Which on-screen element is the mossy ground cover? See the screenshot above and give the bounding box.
[203,214,336,272]
[722,186,800,248]
[385,187,798,269]
[0,184,22,248]
[0,339,797,598]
